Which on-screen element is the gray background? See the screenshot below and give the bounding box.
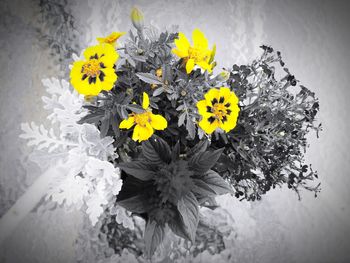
[0,0,349,262]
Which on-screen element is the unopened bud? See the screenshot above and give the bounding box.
[131,7,144,31]
[216,70,230,82]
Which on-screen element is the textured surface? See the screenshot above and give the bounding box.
[0,0,349,262]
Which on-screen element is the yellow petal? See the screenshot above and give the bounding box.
[192,28,208,49]
[196,61,212,72]
[228,90,239,105]
[150,114,167,130]
[172,48,188,58]
[133,123,154,142]
[197,100,209,116]
[220,115,237,133]
[219,87,231,103]
[142,92,150,109]
[186,59,195,74]
[175,32,191,51]
[209,44,216,64]
[132,124,140,141]
[204,88,220,106]
[119,116,135,129]
[199,118,218,134]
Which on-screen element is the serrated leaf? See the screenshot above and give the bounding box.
[197,195,219,209]
[198,170,233,195]
[118,161,154,181]
[144,220,165,258]
[177,192,199,243]
[117,194,147,214]
[189,148,224,174]
[142,136,171,164]
[136,72,163,85]
[192,178,216,197]
[168,210,191,241]
[189,140,209,155]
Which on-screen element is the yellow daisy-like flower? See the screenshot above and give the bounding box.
[197,87,240,134]
[70,44,119,96]
[119,92,167,142]
[97,32,126,47]
[172,28,216,74]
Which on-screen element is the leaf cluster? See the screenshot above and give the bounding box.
[211,46,321,201]
[116,136,232,257]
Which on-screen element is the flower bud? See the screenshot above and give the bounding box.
[131,7,144,31]
[216,70,230,82]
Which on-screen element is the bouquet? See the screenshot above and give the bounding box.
[19,7,321,261]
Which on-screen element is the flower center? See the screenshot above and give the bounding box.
[133,111,152,127]
[188,47,208,62]
[82,59,101,77]
[212,103,227,120]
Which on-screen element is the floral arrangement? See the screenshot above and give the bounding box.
[20,7,321,261]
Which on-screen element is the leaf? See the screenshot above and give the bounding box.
[118,161,155,181]
[192,178,216,197]
[110,114,120,138]
[144,220,165,258]
[126,104,145,113]
[177,192,199,243]
[188,140,209,155]
[136,72,163,85]
[198,170,233,195]
[186,118,196,139]
[189,148,224,174]
[153,87,164,97]
[197,196,219,209]
[178,112,186,127]
[99,113,110,138]
[142,136,171,164]
[116,194,147,214]
[171,141,180,161]
[168,210,191,241]
[162,64,172,82]
[78,112,104,124]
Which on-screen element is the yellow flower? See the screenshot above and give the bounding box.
[197,87,240,134]
[70,44,119,96]
[97,32,126,47]
[172,29,216,74]
[119,92,167,142]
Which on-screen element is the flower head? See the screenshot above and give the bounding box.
[172,29,216,74]
[97,32,126,47]
[119,92,167,142]
[197,87,240,134]
[70,44,119,96]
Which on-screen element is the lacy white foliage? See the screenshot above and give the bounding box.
[20,78,124,225]
[110,205,135,230]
